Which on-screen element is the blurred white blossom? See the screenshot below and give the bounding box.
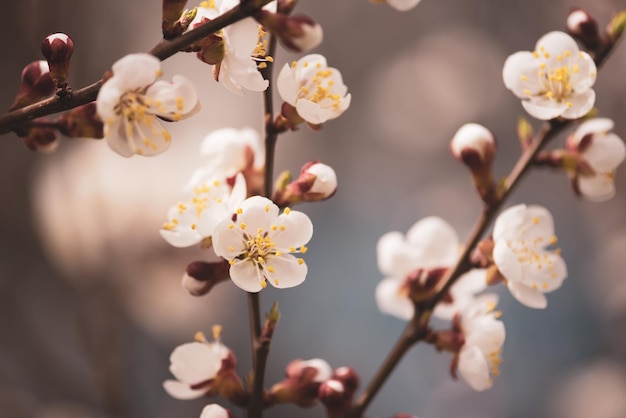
[568,118,626,201]
[493,204,567,308]
[457,296,505,391]
[160,174,246,248]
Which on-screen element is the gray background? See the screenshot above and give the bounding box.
[1,0,626,417]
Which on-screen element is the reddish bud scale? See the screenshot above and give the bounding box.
[21,126,59,153]
[58,103,104,139]
[11,61,54,110]
[182,260,230,296]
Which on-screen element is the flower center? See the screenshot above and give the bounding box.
[538,64,573,102]
[116,91,152,122]
[295,61,342,109]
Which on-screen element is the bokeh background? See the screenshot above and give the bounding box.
[1,0,626,417]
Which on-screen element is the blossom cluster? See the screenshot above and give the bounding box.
[11,2,626,418]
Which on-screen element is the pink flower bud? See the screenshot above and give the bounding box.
[11,61,54,110]
[162,0,189,38]
[181,260,230,296]
[331,367,359,394]
[566,8,601,50]
[273,161,338,206]
[318,379,349,408]
[21,126,59,153]
[41,33,74,87]
[450,123,497,204]
[270,358,332,407]
[58,103,104,139]
[450,123,496,167]
[255,11,323,53]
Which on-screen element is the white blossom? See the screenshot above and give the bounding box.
[493,204,567,309]
[192,0,269,95]
[503,31,596,120]
[569,118,626,201]
[187,127,264,189]
[277,54,351,125]
[160,173,246,248]
[200,404,231,418]
[212,196,313,292]
[375,217,486,320]
[458,296,506,391]
[163,340,230,400]
[386,0,422,12]
[96,53,199,157]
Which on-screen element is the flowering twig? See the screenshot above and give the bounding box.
[0,0,274,135]
[247,30,279,418]
[347,27,622,418]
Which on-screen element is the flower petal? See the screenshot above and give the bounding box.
[578,174,617,202]
[518,251,567,292]
[145,75,199,117]
[163,380,206,400]
[559,90,596,119]
[230,260,264,292]
[272,210,313,250]
[201,404,231,418]
[522,97,568,120]
[265,253,308,289]
[584,132,626,172]
[493,240,523,283]
[111,53,161,90]
[277,63,299,106]
[573,118,614,144]
[458,345,492,391]
[406,216,459,268]
[212,219,246,258]
[236,196,278,233]
[502,51,542,97]
[169,342,226,384]
[507,280,547,308]
[375,278,413,320]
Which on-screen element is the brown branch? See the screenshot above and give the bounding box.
[248,30,279,418]
[0,0,273,135]
[346,30,622,418]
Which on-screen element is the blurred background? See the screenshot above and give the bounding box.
[1,0,626,417]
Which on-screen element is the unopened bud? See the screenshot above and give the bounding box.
[607,9,626,41]
[11,61,54,110]
[58,103,104,138]
[162,0,189,38]
[255,11,323,52]
[41,33,74,88]
[21,126,59,153]
[451,123,496,166]
[451,123,497,204]
[566,8,601,50]
[318,379,351,418]
[182,260,230,296]
[200,404,235,418]
[273,161,337,206]
[331,367,359,394]
[270,358,332,407]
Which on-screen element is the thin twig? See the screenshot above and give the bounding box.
[347,32,621,417]
[0,0,273,135]
[248,31,279,418]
